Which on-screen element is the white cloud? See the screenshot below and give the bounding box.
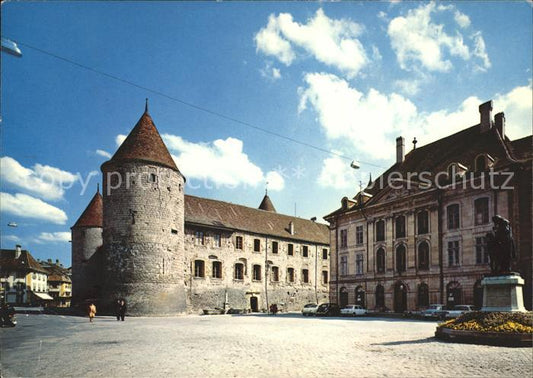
[493,83,533,140]
[0,192,68,225]
[96,149,112,159]
[0,157,77,201]
[388,2,490,72]
[260,62,282,80]
[2,235,21,243]
[265,171,285,191]
[36,232,71,243]
[317,155,356,189]
[116,134,127,147]
[255,9,368,78]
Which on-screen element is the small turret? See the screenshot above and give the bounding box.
[258,191,276,212]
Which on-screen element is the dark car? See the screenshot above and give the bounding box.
[315,303,341,317]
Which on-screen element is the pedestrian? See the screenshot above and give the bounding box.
[88,302,97,323]
[119,299,127,321]
[115,299,122,321]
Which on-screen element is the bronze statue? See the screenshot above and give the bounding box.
[486,215,516,274]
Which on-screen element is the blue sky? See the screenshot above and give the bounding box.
[1,1,531,266]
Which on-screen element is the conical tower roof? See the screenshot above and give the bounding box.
[107,102,179,172]
[72,189,103,228]
[258,193,276,212]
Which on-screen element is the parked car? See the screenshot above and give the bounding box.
[443,305,475,319]
[301,303,318,316]
[315,303,341,317]
[423,304,445,319]
[340,305,367,317]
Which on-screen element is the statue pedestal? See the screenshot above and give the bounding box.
[481,274,526,312]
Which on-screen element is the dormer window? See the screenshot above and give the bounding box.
[474,154,494,172]
[447,163,468,180]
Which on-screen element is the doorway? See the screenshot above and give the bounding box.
[250,296,259,312]
[394,281,407,313]
[339,287,348,307]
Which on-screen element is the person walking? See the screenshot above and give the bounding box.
[88,303,97,323]
[115,299,122,321]
[118,299,127,321]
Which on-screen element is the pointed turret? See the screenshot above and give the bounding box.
[72,188,103,228]
[258,193,276,212]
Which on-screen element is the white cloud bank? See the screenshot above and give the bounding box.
[36,232,71,243]
[0,192,68,225]
[255,9,368,78]
[317,154,358,189]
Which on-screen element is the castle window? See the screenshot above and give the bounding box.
[302,245,309,258]
[418,241,429,270]
[171,229,178,235]
[376,248,385,273]
[288,244,294,256]
[340,229,348,248]
[356,226,364,245]
[234,263,244,280]
[150,173,157,183]
[340,255,348,276]
[447,204,460,230]
[396,245,406,273]
[195,231,205,246]
[213,234,221,248]
[322,271,328,284]
[475,236,488,264]
[272,241,279,254]
[194,260,205,278]
[447,240,460,266]
[302,269,309,283]
[474,197,489,225]
[322,249,328,260]
[252,265,262,281]
[417,211,429,234]
[235,236,243,250]
[253,239,261,252]
[395,216,406,238]
[212,261,222,279]
[375,220,385,242]
[287,268,295,282]
[356,254,364,275]
[271,266,279,282]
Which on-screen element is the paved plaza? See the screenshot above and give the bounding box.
[1,313,531,377]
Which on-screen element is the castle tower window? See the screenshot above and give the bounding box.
[287,267,295,282]
[475,236,488,264]
[322,270,328,284]
[253,239,261,252]
[212,261,222,278]
[418,241,430,270]
[447,240,460,266]
[340,229,348,248]
[195,231,205,246]
[322,248,328,260]
[375,220,385,242]
[396,245,406,273]
[417,211,429,234]
[235,236,243,250]
[395,216,406,238]
[288,243,294,256]
[302,269,309,283]
[474,197,489,225]
[447,204,460,230]
[340,255,348,276]
[356,226,364,245]
[234,263,244,280]
[150,173,157,183]
[272,241,279,254]
[376,248,385,273]
[271,266,280,282]
[213,234,221,248]
[302,245,309,257]
[252,265,262,281]
[194,260,205,278]
[356,254,364,275]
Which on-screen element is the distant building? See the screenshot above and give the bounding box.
[39,259,72,307]
[325,100,532,311]
[0,245,53,305]
[72,105,330,315]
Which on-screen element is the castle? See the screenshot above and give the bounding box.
[71,104,330,315]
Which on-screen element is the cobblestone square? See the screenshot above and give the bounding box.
[1,313,531,377]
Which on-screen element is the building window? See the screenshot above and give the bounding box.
[254,239,261,252]
[396,245,406,273]
[475,236,488,264]
[355,254,364,275]
[195,231,205,246]
[322,271,328,284]
[375,220,385,242]
[194,260,205,278]
[356,226,364,245]
[395,216,406,238]
[322,249,328,260]
[340,229,348,248]
[287,268,295,282]
[417,211,429,234]
[272,241,279,254]
[213,234,221,248]
[418,283,429,308]
[376,248,385,273]
[418,241,429,270]
[475,155,486,172]
[447,204,460,230]
[302,245,308,258]
[302,269,309,283]
[447,240,460,266]
[150,173,157,183]
[340,255,348,276]
[252,265,262,281]
[271,266,279,282]
[234,263,244,280]
[474,197,489,225]
[235,236,243,250]
[212,261,222,279]
[375,285,385,308]
[288,244,294,256]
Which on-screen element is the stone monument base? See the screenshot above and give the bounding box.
[481,274,526,312]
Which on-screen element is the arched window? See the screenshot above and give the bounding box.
[396,245,406,273]
[474,197,489,225]
[418,241,429,270]
[375,285,385,308]
[340,287,349,308]
[395,216,406,238]
[418,283,429,308]
[375,220,385,241]
[475,155,486,172]
[417,210,429,234]
[376,248,385,273]
[355,286,365,308]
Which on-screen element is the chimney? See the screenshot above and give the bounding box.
[494,112,505,138]
[479,100,493,133]
[289,221,295,235]
[396,137,405,164]
[15,244,22,259]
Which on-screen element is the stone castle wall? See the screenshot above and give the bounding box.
[71,227,102,304]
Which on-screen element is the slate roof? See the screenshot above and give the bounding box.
[509,136,532,161]
[72,190,103,228]
[0,249,47,274]
[258,194,276,212]
[184,195,329,244]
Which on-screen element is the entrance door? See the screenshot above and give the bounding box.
[250,296,259,312]
[339,287,348,307]
[355,286,365,308]
[394,282,407,313]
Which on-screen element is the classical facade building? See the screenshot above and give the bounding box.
[71,105,330,315]
[324,100,532,312]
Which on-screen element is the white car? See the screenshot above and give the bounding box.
[301,303,318,316]
[444,305,475,319]
[340,305,367,316]
[423,304,445,319]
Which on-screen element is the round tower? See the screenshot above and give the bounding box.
[101,102,187,315]
[71,187,103,305]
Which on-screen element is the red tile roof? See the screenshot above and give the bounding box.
[0,249,47,274]
[72,190,103,228]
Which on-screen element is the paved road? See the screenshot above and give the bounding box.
[1,313,531,377]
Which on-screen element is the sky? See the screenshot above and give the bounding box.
[1,1,531,266]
